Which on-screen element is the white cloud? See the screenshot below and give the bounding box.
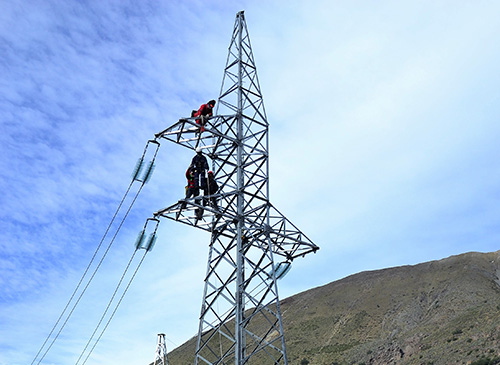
[1,0,500,364]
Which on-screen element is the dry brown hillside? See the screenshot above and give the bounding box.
[166,251,500,365]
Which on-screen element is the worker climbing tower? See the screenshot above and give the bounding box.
[153,333,169,365]
[153,11,318,364]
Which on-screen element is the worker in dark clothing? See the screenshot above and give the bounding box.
[191,147,209,191]
[205,171,220,212]
[193,99,215,132]
[191,147,209,220]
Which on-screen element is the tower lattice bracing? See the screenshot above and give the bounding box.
[153,11,318,364]
[153,333,169,365]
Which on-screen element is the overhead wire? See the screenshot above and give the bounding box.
[74,250,139,365]
[30,179,136,365]
[35,182,146,365]
[31,140,160,365]
[80,250,150,365]
[75,218,160,365]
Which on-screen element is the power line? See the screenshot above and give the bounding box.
[30,179,136,365]
[32,140,160,364]
[74,250,139,365]
[76,218,159,365]
[80,250,150,365]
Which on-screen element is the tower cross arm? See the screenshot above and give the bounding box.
[245,204,320,261]
[155,115,240,152]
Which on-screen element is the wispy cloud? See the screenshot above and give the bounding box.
[1,0,500,364]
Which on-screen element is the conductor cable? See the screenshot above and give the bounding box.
[32,139,160,364]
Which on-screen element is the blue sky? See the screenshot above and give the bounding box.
[1,0,500,364]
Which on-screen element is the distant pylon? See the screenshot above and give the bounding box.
[153,333,168,365]
[153,10,318,365]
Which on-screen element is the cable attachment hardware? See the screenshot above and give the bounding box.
[132,139,161,183]
[135,218,160,252]
[268,261,292,281]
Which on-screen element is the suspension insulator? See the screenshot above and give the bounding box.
[132,158,144,181]
[142,161,155,184]
[145,233,157,252]
[272,261,292,280]
[135,230,146,250]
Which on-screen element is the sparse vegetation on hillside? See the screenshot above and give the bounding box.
[166,251,500,364]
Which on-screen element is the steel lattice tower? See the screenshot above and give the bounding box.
[153,11,318,364]
[153,333,169,365]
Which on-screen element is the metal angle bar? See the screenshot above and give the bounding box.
[240,151,267,168]
[241,182,268,202]
[239,163,266,181]
[240,64,259,84]
[200,310,237,342]
[241,108,267,130]
[156,117,242,148]
[240,124,265,143]
[243,302,280,335]
[203,302,236,331]
[240,156,267,180]
[268,206,317,244]
[243,268,274,299]
[201,320,236,346]
[241,101,263,116]
[153,211,225,235]
[197,325,236,357]
[205,247,238,285]
[239,202,267,220]
[242,175,267,189]
[200,288,236,321]
[212,137,237,152]
[200,315,236,345]
[214,122,239,142]
[202,286,236,324]
[210,241,238,270]
[219,82,238,99]
[154,119,196,137]
[240,59,256,72]
[244,252,274,282]
[242,284,275,312]
[244,330,280,355]
[208,236,237,260]
[244,321,282,352]
[241,266,273,304]
[243,330,284,363]
[244,300,281,328]
[245,332,284,356]
[204,270,237,307]
[221,70,238,86]
[195,355,212,365]
[213,164,239,189]
[225,58,239,70]
[244,128,267,152]
[239,145,267,159]
[268,233,317,255]
[240,83,262,101]
[199,335,236,362]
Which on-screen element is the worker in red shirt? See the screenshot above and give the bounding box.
[193,99,216,132]
[180,165,200,213]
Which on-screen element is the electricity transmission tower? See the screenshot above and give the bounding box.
[153,11,318,364]
[153,333,169,365]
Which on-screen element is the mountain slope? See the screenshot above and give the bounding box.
[167,251,500,364]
